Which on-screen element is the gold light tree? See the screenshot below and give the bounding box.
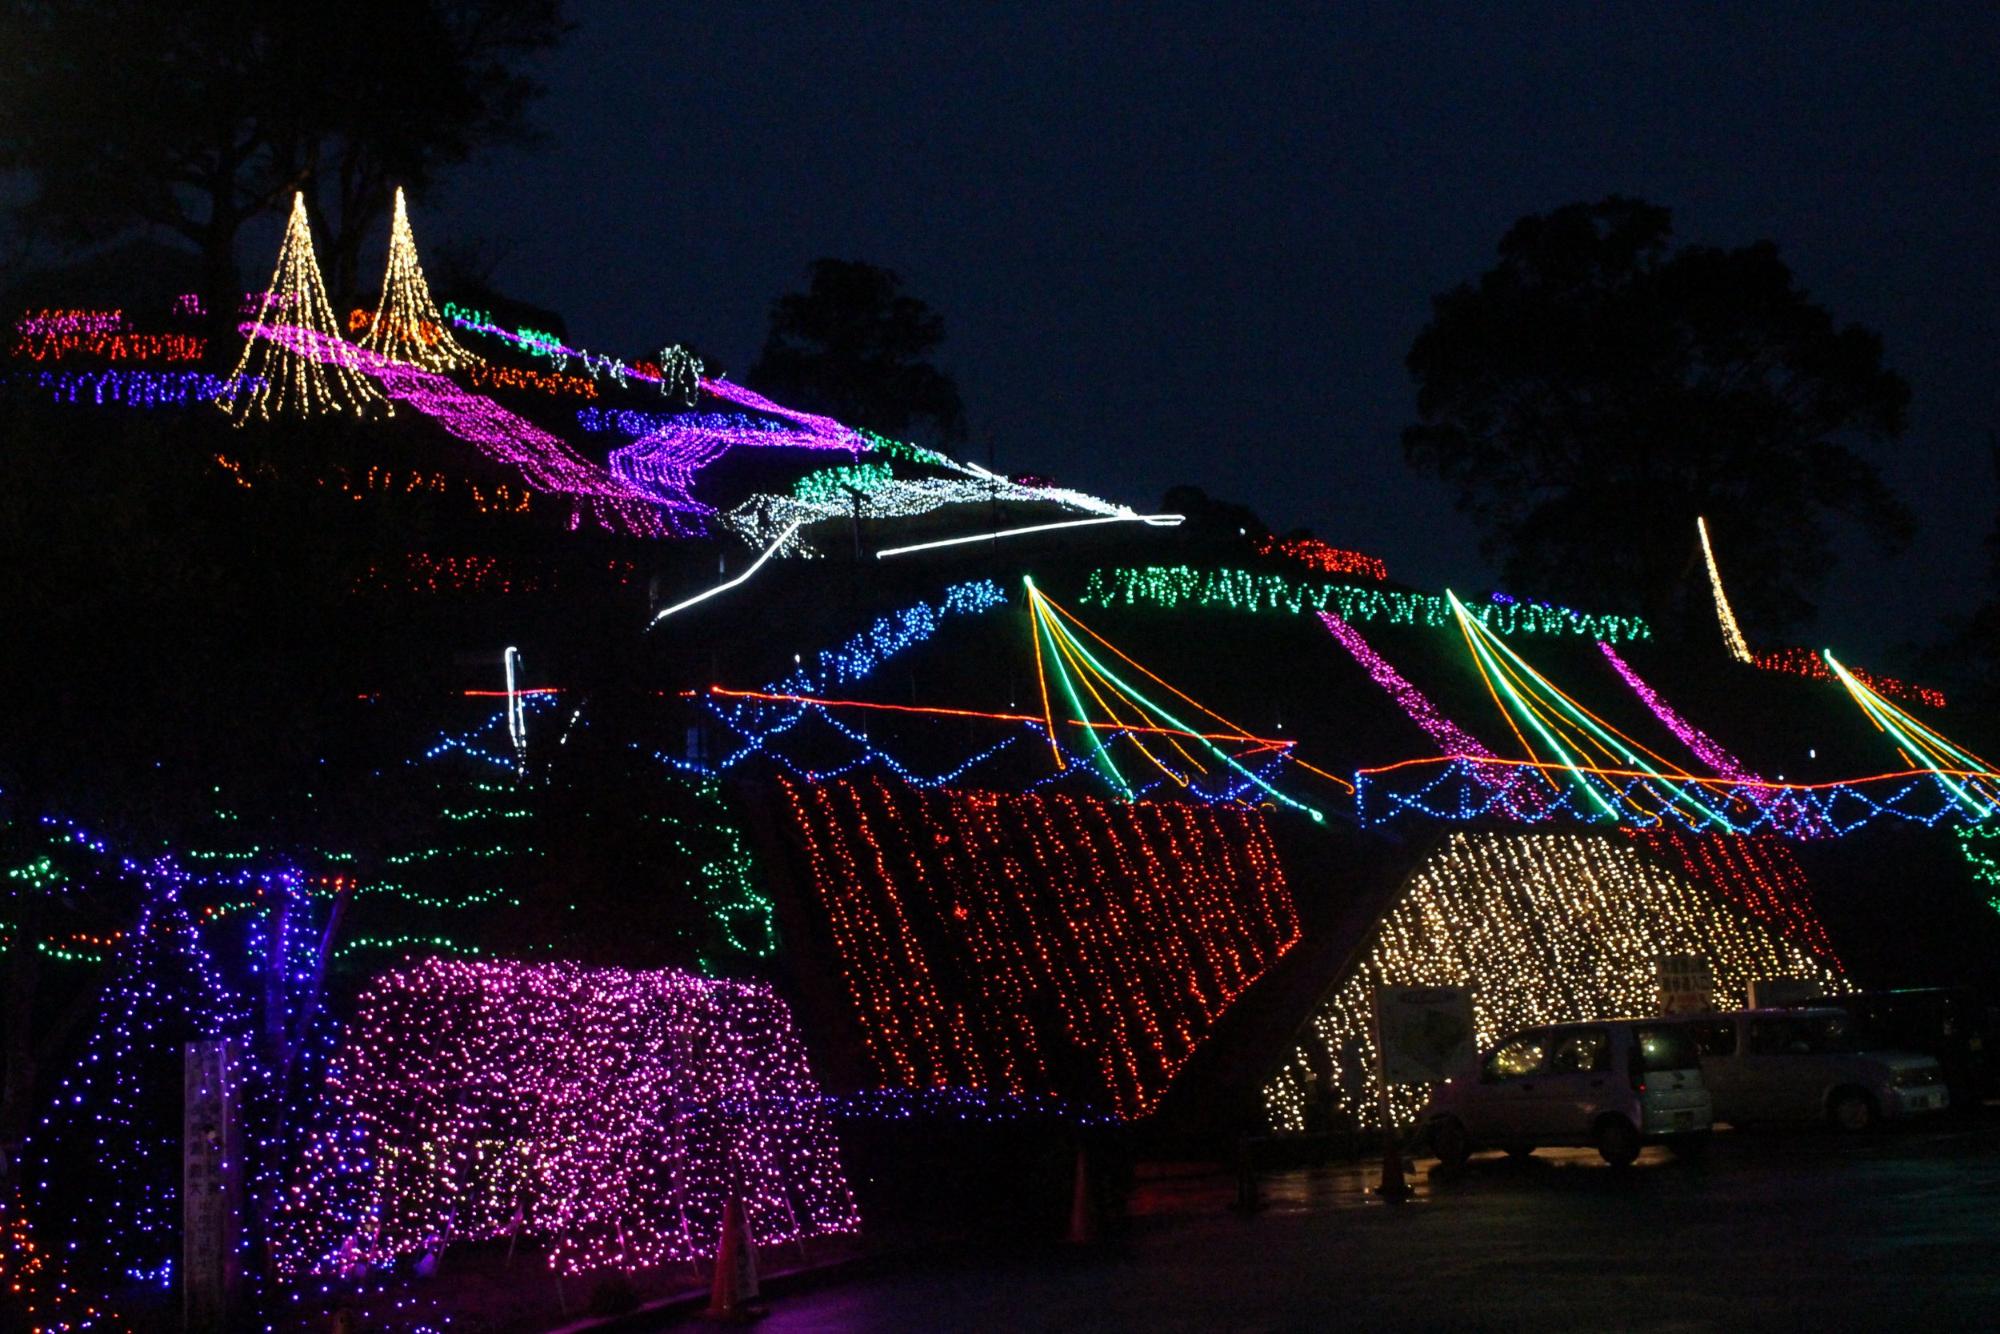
[219,192,387,422]
[359,187,481,371]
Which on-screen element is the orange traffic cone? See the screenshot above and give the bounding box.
[1066,1146,1099,1244]
[703,1196,765,1322]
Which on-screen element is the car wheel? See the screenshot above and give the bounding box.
[1431,1118,1470,1172]
[1595,1117,1640,1167]
[1829,1088,1877,1133]
[1503,1143,1535,1161]
[1669,1131,1710,1162]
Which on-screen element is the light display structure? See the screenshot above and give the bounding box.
[280,959,858,1278]
[1263,830,1845,1132]
[779,774,1299,1119]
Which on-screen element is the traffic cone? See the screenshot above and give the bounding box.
[1066,1146,1099,1244]
[1374,1122,1410,1203]
[703,1196,765,1322]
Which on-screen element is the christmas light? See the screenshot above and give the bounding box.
[31,369,247,407]
[1825,651,1998,817]
[1027,580,1327,818]
[1753,647,1947,710]
[1254,534,1388,581]
[278,958,859,1277]
[9,330,203,363]
[1698,516,1755,663]
[1317,609,1544,816]
[1356,754,2000,837]
[605,414,856,511]
[875,512,1186,559]
[1081,567,1653,642]
[779,773,1298,1118]
[793,461,894,503]
[647,519,804,624]
[217,192,387,421]
[1954,825,2000,912]
[357,187,480,371]
[13,307,126,335]
[1263,830,1845,1132]
[1449,591,1731,829]
[244,322,690,538]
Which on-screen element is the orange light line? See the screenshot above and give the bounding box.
[1028,590,1066,769]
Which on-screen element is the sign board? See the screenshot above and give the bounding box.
[184,1040,241,1333]
[1656,955,1715,1015]
[1374,986,1476,1085]
[1750,976,1826,1009]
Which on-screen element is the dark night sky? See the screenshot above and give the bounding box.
[436,2,1999,663]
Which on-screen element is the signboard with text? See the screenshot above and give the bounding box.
[1374,986,1477,1085]
[1657,955,1716,1015]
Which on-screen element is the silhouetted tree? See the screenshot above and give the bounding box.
[0,0,568,320]
[1403,196,1912,632]
[748,259,967,442]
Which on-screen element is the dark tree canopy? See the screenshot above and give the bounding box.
[0,0,567,317]
[748,258,968,443]
[1402,196,1912,634]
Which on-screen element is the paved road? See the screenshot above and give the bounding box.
[741,1120,2000,1332]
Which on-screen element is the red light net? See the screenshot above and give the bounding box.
[1626,827,1842,966]
[779,775,1300,1119]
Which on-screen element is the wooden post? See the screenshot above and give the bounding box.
[184,1040,242,1332]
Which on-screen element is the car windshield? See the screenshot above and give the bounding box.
[1631,1025,1698,1073]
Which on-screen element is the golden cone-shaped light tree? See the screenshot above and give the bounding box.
[359,187,481,371]
[219,192,387,422]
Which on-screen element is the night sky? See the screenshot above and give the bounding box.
[436,3,2000,663]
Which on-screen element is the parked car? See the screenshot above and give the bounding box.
[1421,1019,1712,1168]
[1687,1008,1947,1130]
[1784,988,1993,1109]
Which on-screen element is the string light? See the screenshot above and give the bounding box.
[217,192,387,421]
[1697,516,1755,663]
[1954,826,2000,912]
[30,369,246,407]
[1753,647,1947,710]
[13,307,126,335]
[357,187,480,372]
[9,330,203,363]
[278,958,860,1278]
[1254,534,1388,581]
[245,322,690,538]
[874,512,1185,559]
[1356,754,1999,837]
[1027,580,1327,817]
[1081,567,1653,642]
[1825,652,1997,816]
[779,773,1298,1118]
[1262,830,1845,1132]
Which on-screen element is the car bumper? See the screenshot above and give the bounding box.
[1886,1085,1949,1117]
[1640,1101,1713,1136]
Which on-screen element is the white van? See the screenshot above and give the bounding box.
[1422,1019,1712,1168]
[1687,1008,1948,1130]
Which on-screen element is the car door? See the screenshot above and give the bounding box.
[1536,1028,1615,1141]
[1690,1018,1742,1122]
[1742,1016,1810,1121]
[1468,1030,1551,1142]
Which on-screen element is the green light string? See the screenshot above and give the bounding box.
[1080,566,1652,642]
[793,461,895,503]
[1955,826,2000,913]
